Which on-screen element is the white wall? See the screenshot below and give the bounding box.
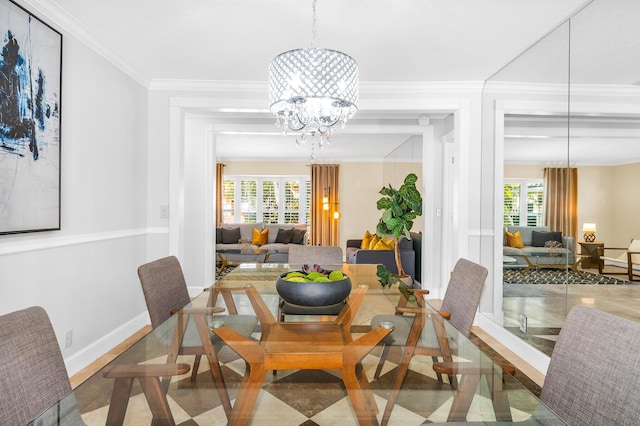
[0,30,150,375]
[575,164,640,248]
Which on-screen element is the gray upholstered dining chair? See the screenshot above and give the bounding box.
[539,305,640,425]
[279,245,344,321]
[0,306,86,425]
[137,256,258,378]
[432,305,640,425]
[371,258,488,425]
[138,256,258,419]
[287,244,344,267]
[371,257,488,379]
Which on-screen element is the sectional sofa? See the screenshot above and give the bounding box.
[216,223,307,263]
[345,234,417,280]
[503,225,575,268]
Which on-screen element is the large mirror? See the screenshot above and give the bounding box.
[484,0,640,356]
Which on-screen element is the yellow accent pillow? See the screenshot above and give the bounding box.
[374,238,395,250]
[360,230,374,249]
[505,231,524,248]
[252,228,268,246]
[368,235,380,250]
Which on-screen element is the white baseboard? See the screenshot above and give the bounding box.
[64,312,150,377]
[476,314,551,376]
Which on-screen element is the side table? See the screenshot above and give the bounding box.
[579,241,604,269]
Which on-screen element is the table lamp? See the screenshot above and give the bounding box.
[583,223,597,242]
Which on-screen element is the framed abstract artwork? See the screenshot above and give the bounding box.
[0,0,62,234]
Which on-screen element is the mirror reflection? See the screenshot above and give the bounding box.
[485,0,640,356]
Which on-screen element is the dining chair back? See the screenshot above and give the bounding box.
[137,256,258,362]
[541,305,640,425]
[440,258,488,337]
[288,245,343,267]
[0,306,85,425]
[138,255,191,327]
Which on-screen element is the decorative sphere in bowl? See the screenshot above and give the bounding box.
[276,266,352,307]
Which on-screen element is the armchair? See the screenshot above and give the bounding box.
[597,239,640,281]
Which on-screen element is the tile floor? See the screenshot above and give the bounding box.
[71,288,545,426]
[74,330,541,426]
[502,266,640,356]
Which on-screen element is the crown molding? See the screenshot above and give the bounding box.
[360,81,485,94]
[149,79,486,95]
[17,0,150,87]
[149,79,268,92]
[485,81,640,97]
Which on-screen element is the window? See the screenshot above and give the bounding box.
[222,176,310,225]
[262,180,279,223]
[240,180,257,223]
[222,179,235,224]
[504,180,544,227]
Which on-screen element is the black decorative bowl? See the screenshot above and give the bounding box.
[276,272,352,306]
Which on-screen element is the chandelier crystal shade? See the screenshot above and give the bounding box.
[269,48,359,142]
[268,0,358,158]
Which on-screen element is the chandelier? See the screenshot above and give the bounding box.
[268,0,358,160]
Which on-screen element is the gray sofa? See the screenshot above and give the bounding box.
[346,235,416,280]
[503,225,575,268]
[216,223,307,263]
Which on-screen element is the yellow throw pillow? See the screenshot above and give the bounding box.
[368,235,380,250]
[505,231,524,248]
[374,238,395,250]
[252,228,268,246]
[361,230,374,249]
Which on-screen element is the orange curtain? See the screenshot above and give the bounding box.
[311,164,339,246]
[215,163,224,227]
[544,167,578,249]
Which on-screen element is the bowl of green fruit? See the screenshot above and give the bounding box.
[276,264,351,306]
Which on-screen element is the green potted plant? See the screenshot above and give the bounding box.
[375,172,423,289]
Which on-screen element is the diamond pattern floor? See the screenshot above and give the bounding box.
[75,329,540,426]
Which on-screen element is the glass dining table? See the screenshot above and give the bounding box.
[34,263,565,425]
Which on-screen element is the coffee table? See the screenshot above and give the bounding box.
[216,248,275,272]
[521,254,587,276]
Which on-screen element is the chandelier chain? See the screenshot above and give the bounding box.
[311,0,317,48]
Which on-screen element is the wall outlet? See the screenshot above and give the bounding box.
[519,314,528,334]
[64,329,73,349]
[160,205,169,219]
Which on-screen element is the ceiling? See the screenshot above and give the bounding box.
[44,0,640,164]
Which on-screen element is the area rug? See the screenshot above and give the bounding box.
[215,264,290,281]
[503,268,637,285]
[215,265,237,280]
